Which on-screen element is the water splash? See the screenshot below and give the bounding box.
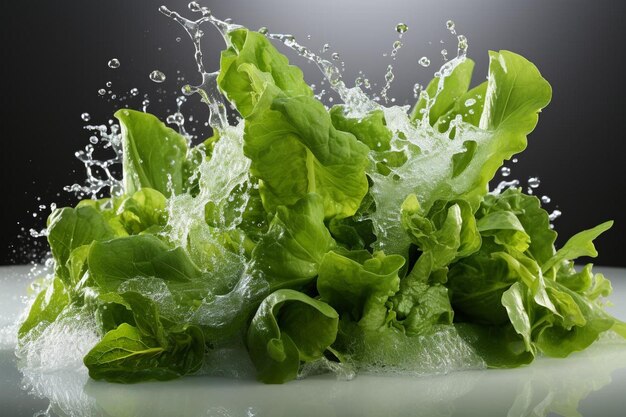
[63,123,123,199]
[159,2,243,131]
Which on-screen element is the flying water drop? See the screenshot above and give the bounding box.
[149,70,166,83]
[395,23,408,34]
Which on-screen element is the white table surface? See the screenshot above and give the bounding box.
[2,265,626,417]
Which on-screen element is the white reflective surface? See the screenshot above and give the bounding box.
[2,265,626,417]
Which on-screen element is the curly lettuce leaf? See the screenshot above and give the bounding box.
[247,289,338,383]
[370,50,552,258]
[244,95,370,219]
[252,193,335,290]
[317,250,404,329]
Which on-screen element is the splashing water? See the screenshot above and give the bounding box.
[63,123,124,199]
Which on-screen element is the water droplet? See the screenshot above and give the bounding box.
[395,23,408,34]
[541,195,551,204]
[418,56,431,67]
[512,158,519,163]
[149,70,166,83]
[176,36,182,42]
[89,136,99,144]
[142,99,150,112]
[258,27,268,35]
[446,20,456,33]
[322,43,330,53]
[464,98,476,107]
[413,83,422,98]
[107,58,120,69]
[501,167,511,177]
[457,35,468,53]
[441,49,448,60]
[106,81,112,88]
[528,177,541,188]
[176,96,188,107]
[98,89,106,96]
[130,88,139,96]
[549,209,562,221]
[81,113,91,122]
[331,52,340,60]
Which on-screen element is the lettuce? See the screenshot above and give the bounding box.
[18,25,622,385]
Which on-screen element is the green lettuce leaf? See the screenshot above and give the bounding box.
[218,28,312,117]
[410,58,475,125]
[47,205,121,285]
[84,322,204,383]
[116,109,189,197]
[244,95,370,219]
[252,193,335,290]
[247,289,338,383]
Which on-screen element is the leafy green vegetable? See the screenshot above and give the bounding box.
[247,289,338,383]
[19,20,622,386]
[252,193,335,290]
[47,205,121,285]
[84,322,204,383]
[18,277,70,338]
[116,109,189,197]
[88,234,203,293]
[410,58,475,125]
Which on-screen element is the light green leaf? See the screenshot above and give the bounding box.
[542,221,613,273]
[116,109,189,197]
[252,193,335,290]
[410,58,475,125]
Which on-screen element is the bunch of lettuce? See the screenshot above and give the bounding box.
[18,28,625,384]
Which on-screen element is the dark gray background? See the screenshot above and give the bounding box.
[1,0,624,265]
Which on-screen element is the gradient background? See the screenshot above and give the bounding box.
[1,0,624,266]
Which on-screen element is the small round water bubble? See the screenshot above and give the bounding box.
[98,88,106,96]
[81,113,91,122]
[441,49,448,60]
[149,70,166,83]
[130,88,139,96]
[106,81,112,88]
[418,57,431,67]
[176,36,182,42]
[89,135,99,144]
[501,167,511,177]
[464,98,476,107]
[541,195,551,204]
[142,99,150,112]
[258,27,268,35]
[528,177,541,189]
[331,52,340,60]
[107,58,120,69]
[395,23,408,34]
